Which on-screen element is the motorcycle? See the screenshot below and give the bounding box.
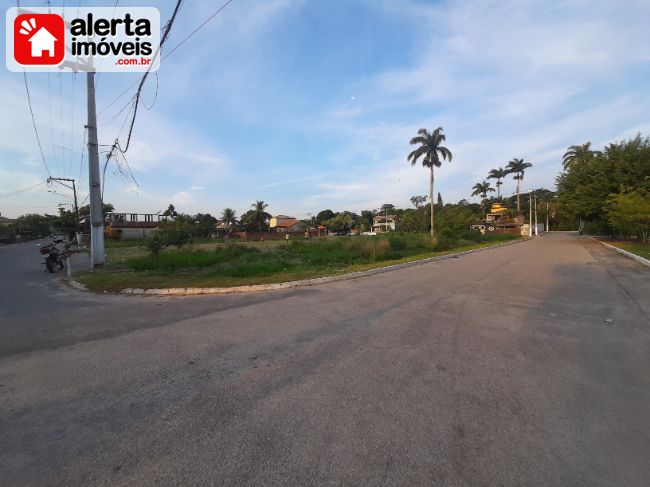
[39,239,73,273]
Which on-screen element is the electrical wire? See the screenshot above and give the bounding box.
[162,0,234,62]
[47,73,60,171]
[97,0,235,119]
[120,0,184,153]
[23,72,51,177]
[0,181,47,199]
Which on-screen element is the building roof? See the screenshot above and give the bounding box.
[274,215,295,220]
[274,219,303,228]
[373,214,398,222]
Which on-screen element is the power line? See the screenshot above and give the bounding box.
[120,0,184,153]
[22,72,51,177]
[97,0,235,120]
[0,181,47,199]
[47,73,60,171]
[162,0,234,62]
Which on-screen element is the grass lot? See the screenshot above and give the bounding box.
[78,233,519,292]
[606,240,650,260]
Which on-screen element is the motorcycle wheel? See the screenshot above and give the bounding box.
[58,259,64,270]
[45,257,55,273]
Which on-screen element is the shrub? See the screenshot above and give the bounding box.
[146,233,164,256]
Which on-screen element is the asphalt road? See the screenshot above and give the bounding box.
[1,233,648,486]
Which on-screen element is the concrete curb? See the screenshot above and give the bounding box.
[592,238,650,267]
[65,278,88,291]
[116,237,530,296]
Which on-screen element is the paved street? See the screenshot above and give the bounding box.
[0,233,648,486]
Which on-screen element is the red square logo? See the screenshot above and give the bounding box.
[14,14,65,66]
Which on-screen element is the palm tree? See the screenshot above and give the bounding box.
[250,200,271,235]
[407,127,452,238]
[471,181,495,199]
[220,208,237,227]
[562,142,601,170]
[505,158,533,215]
[487,167,508,199]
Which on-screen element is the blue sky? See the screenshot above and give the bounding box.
[2,0,649,219]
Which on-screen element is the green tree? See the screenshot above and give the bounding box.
[324,213,355,233]
[562,142,601,171]
[360,210,374,230]
[398,207,429,233]
[220,208,238,227]
[505,158,533,216]
[471,181,495,199]
[410,195,427,209]
[54,208,78,239]
[407,127,453,238]
[556,134,650,233]
[250,200,271,234]
[14,213,55,238]
[437,192,443,206]
[162,204,178,217]
[78,202,114,229]
[316,209,335,223]
[193,213,218,238]
[487,167,508,199]
[605,189,650,242]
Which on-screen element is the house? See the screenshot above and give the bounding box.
[106,212,169,240]
[0,213,16,226]
[269,215,307,233]
[29,27,58,57]
[372,214,399,233]
[209,221,235,239]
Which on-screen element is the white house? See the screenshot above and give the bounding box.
[29,27,57,57]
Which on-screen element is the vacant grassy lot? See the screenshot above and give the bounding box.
[78,233,519,292]
[606,240,650,260]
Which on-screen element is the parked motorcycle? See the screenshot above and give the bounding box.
[39,238,73,273]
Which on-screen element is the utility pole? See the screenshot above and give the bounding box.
[546,202,549,232]
[528,191,533,238]
[86,72,105,266]
[534,195,538,236]
[48,177,80,241]
[18,7,104,266]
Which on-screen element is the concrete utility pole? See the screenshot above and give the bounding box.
[48,177,80,241]
[534,195,538,236]
[86,72,105,266]
[19,6,105,266]
[528,191,533,238]
[546,202,549,231]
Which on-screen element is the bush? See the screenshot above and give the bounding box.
[434,236,458,251]
[146,233,164,256]
[129,245,261,271]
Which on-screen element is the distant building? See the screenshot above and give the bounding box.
[372,214,398,233]
[270,215,307,233]
[0,214,16,226]
[106,212,169,239]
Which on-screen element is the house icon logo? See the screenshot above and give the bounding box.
[13,14,65,66]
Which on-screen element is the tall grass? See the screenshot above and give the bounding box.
[126,233,517,275]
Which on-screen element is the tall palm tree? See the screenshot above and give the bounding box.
[505,158,533,215]
[562,142,601,170]
[220,208,237,227]
[407,127,452,238]
[250,200,271,234]
[487,167,508,199]
[471,181,495,199]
